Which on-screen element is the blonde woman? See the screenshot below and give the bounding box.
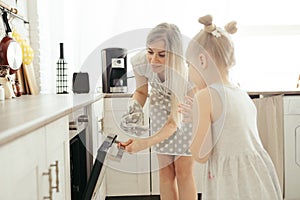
[180,15,282,199]
[120,23,197,200]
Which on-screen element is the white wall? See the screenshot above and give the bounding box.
[30,0,300,93]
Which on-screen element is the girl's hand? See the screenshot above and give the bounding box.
[178,96,194,123]
[118,138,149,153]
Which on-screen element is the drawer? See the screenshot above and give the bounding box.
[45,116,69,151]
[104,98,130,111]
[93,99,104,118]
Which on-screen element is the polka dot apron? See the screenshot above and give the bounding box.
[149,76,192,156]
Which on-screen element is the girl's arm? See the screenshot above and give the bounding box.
[120,70,177,153]
[189,88,213,163]
[120,116,178,153]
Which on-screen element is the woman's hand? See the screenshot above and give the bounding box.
[118,138,150,153]
[178,96,194,123]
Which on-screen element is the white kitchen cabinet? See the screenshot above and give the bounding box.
[0,127,45,200]
[103,97,151,196]
[44,116,70,200]
[103,96,204,197]
[194,162,204,194]
[0,116,70,200]
[150,146,204,195]
[90,98,104,156]
[89,99,107,200]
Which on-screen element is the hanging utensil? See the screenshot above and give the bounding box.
[0,11,22,74]
[12,29,34,65]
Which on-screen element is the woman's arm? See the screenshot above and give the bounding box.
[189,88,213,163]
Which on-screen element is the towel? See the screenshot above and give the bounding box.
[120,98,149,136]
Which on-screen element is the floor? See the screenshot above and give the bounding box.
[106,193,202,200]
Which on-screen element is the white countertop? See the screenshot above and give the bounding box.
[247,90,300,96]
[0,93,103,146]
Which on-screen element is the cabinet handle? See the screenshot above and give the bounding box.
[50,160,59,192]
[98,118,103,133]
[42,168,53,200]
[78,115,88,123]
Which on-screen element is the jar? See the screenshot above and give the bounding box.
[0,84,4,101]
[14,80,22,97]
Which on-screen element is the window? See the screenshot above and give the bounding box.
[231,25,300,91]
[39,0,300,93]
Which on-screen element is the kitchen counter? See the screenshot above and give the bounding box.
[248,90,300,96]
[103,90,300,98]
[104,93,133,98]
[0,93,103,147]
[1,90,298,146]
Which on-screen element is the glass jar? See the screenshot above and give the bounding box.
[14,80,22,97]
[0,84,5,101]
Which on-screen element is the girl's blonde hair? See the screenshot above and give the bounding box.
[147,23,187,125]
[189,14,237,71]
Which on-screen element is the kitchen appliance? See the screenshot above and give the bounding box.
[82,134,124,200]
[101,48,127,93]
[72,72,90,94]
[69,106,124,200]
[283,96,300,200]
[69,108,92,200]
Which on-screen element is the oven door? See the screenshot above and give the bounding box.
[82,134,124,200]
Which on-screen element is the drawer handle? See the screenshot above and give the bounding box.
[43,168,53,200]
[78,115,88,123]
[98,118,103,133]
[50,160,59,192]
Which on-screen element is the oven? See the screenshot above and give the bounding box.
[69,107,93,200]
[82,134,124,200]
[69,106,124,200]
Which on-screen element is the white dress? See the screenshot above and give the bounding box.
[201,84,282,200]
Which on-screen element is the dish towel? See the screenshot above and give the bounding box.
[253,95,284,193]
[120,98,149,136]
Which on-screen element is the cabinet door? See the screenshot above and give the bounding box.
[193,162,204,193]
[90,99,104,157]
[90,99,107,200]
[91,179,107,200]
[0,127,45,200]
[104,97,151,196]
[150,150,160,195]
[44,116,70,200]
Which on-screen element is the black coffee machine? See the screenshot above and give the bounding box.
[101,48,127,93]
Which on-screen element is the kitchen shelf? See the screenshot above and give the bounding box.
[0,1,29,24]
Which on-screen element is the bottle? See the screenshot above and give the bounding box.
[0,84,5,101]
[14,80,22,97]
[56,43,68,94]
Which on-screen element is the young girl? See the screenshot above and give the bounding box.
[180,15,282,199]
[120,23,197,200]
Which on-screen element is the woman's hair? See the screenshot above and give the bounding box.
[147,23,187,125]
[189,14,237,70]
